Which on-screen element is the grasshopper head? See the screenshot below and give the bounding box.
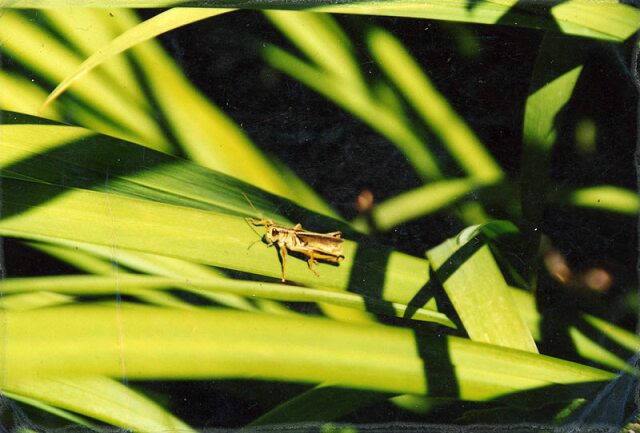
[264,225,280,245]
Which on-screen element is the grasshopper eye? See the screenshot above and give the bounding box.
[272,228,278,235]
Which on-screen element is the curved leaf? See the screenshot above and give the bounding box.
[4,306,614,402]
[6,1,639,42]
[367,27,503,184]
[551,185,640,215]
[42,8,231,110]
[4,377,194,433]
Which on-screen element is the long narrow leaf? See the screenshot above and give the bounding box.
[520,34,586,274]
[0,274,452,326]
[510,288,640,372]
[6,1,640,42]
[0,72,63,120]
[0,292,74,311]
[368,27,503,184]
[427,223,538,352]
[41,8,229,110]
[0,283,194,432]
[263,11,363,90]
[550,185,640,215]
[2,391,98,431]
[0,119,339,223]
[264,45,441,181]
[366,178,479,231]
[30,240,283,313]
[4,305,614,403]
[0,177,431,307]
[37,8,334,214]
[0,11,170,149]
[42,8,149,108]
[4,377,194,433]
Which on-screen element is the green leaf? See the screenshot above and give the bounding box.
[362,178,479,232]
[41,8,151,110]
[2,391,99,431]
[0,291,75,311]
[3,377,194,433]
[427,222,538,353]
[264,10,362,85]
[0,176,432,309]
[0,10,170,149]
[519,33,586,283]
[248,385,389,426]
[0,274,455,327]
[509,288,640,372]
[28,240,261,312]
[6,8,331,213]
[4,305,614,402]
[550,185,640,215]
[0,71,63,120]
[367,27,503,184]
[5,1,639,42]
[0,270,193,432]
[263,43,441,181]
[41,8,230,111]
[0,117,336,221]
[0,118,433,307]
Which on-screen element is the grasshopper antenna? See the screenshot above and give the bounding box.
[242,192,261,219]
[242,192,266,239]
[247,239,262,250]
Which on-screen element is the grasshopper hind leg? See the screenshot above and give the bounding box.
[278,243,288,282]
[307,251,320,277]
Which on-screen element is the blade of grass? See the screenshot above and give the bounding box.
[129,39,303,202]
[361,178,479,232]
[0,287,195,432]
[42,8,149,109]
[0,11,170,150]
[27,241,123,275]
[307,0,640,42]
[0,274,454,326]
[550,0,640,42]
[29,240,262,311]
[248,385,389,426]
[549,185,640,215]
[2,391,99,431]
[263,11,363,88]
[0,119,340,224]
[520,33,587,284]
[0,72,63,120]
[510,288,640,372]
[6,1,639,42]
[427,222,538,352]
[0,176,428,306]
[264,44,441,181]
[367,27,503,184]
[0,292,75,311]
[38,8,334,214]
[3,305,614,402]
[42,8,231,110]
[4,376,195,433]
[0,286,194,431]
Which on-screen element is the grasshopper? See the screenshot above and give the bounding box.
[243,194,344,282]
